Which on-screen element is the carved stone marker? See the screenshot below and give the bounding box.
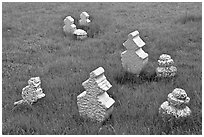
[79,11,91,26]
[14,77,45,105]
[77,67,115,122]
[121,30,148,75]
[159,88,191,119]
[63,16,77,34]
[156,54,177,77]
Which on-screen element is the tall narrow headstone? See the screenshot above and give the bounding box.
[14,77,45,105]
[121,30,148,75]
[79,11,91,26]
[77,67,115,122]
[159,88,191,119]
[156,54,177,77]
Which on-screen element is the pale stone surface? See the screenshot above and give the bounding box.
[79,11,91,26]
[77,67,115,122]
[73,29,87,40]
[121,30,148,74]
[64,16,74,25]
[156,54,177,77]
[159,88,191,119]
[63,24,77,34]
[14,77,45,105]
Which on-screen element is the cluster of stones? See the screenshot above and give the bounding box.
[14,77,45,105]
[159,88,191,119]
[121,30,149,75]
[63,12,91,40]
[156,54,177,77]
[77,67,115,122]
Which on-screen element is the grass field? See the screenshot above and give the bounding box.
[2,2,202,135]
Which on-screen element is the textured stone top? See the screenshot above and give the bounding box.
[167,88,190,106]
[64,16,74,25]
[82,67,112,94]
[123,30,145,50]
[28,77,41,88]
[80,11,90,19]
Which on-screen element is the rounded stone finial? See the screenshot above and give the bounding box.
[159,88,191,119]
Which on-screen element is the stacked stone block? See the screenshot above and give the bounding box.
[156,54,177,77]
[77,67,115,122]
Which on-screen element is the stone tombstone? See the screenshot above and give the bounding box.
[121,30,148,75]
[156,54,177,77]
[63,16,77,34]
[77,67,115,122]
[159,88,191,119]
[14,77,45,105]
[79,11,91,26]
[73,29,87,40]
[63,24,77,35]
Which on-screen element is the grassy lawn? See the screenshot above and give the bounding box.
[2,2,202,135]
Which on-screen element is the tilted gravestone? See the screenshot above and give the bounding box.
[79,11,91,26]
[121,30,148,75]
[159,88,191,119]
[77,67,115,122]
[14,77,45,105]
[156,54,177,77]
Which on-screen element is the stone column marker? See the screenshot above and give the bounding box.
[159,88,191,119]
[77,67,115,122]
[121,30,148,75]
[79,11,91,26]
[14,77,45,105]
[156,54,177,77]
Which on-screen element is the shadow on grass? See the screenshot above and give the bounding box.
[114,70,159,85]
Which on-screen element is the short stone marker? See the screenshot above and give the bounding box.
[79,11,91,26]
[156,54,177,77]
[159,88,191,119]
[77,67,115,122]
[14,77,45,105]
[121,30,149,75]
[73,29,87,40]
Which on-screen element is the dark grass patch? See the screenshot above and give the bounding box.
[176,14,202,24]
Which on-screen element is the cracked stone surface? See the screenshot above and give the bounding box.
[77,67,115,122]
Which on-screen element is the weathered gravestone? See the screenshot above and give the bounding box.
[156,54,177,77]
[14,77,45,105]
[63,16,77,34]
[159,88,191,119]
[79,11,91,26]
[121,30,149,75]
[77,67,115,122]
